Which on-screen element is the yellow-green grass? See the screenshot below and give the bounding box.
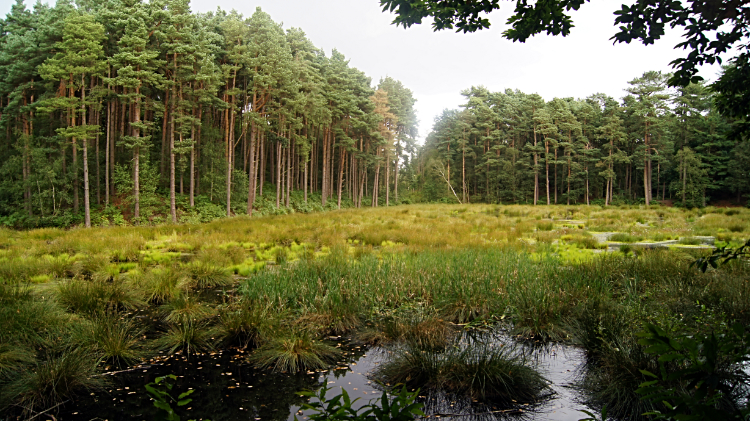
[0,205,747,276]
[1,204,749,415]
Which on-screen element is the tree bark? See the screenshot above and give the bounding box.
[247,119,256,215]
[337,147,344,209]
[170,54,177,223]
[79,76,91,228]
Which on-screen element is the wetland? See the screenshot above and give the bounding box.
[1,204,749,421]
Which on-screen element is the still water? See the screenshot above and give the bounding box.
[59,336,592,421]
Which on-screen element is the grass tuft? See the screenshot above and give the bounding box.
[0,347,107,412]
[137,266,189,304]
[75,312,146,368]
[184,262,233,289]
[154,321,215,356]
[373,341,549,404]
[247,331,341,373]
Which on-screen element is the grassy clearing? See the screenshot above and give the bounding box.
[0,204,749,416]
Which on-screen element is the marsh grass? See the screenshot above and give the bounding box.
[4,204,750,417]
[56,278,143,315]
[609,233,644,243]
[577,334,661,421]
[248,331,341,373]
[358,305,455,350]
[0,347,107,413]
[72,254,111,279]
[160,293,216,324]
[155,321,215,356]
[75,312,146,368]
[677,236,703,245]
[373,341,549,405]
[138,266,189,304]
[184,262,233,289]
[215,301,278,347]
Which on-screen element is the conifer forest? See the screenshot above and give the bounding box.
[0,0,748,229]
[0,0,420,228]
[2,1,750,421]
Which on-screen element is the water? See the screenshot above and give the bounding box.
[58,336,592,421]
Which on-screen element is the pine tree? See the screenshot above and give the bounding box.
[107,0,164,220]
[625,71,670,205]
[39,11,107,228]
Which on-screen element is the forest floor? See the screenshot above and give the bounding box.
[2,203,749,420]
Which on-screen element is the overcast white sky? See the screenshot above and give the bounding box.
[2,0,726,141]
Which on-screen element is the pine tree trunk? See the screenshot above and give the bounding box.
[385,148,390,207]
[337,147,344,209]
[247,120,256,215]
[94,105,100,206]
[276,141,282,208]
[70,84,79,214]
[80,79,91,228]
[394,137,399,202]
[533,126,538,205]
[567,151,571,206]
[321,127,328,206]
[643,128,651,206]
[462,142,466,203]
[260,135,265,196]
[372,149,380,207]
[303,123,308,203]
[286,142,291,208]
[190,113,196,208]
[554,148,558,204]
[105,97,111,205]
[545,140,550,205]
[682,155,687,206]
[161,87,169,183]
[133,84,141,219]
[170,59,177,223]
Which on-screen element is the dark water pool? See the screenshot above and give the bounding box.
[57,338,592,421]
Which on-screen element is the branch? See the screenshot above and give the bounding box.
[432,161,462,204]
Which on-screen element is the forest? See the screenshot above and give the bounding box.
[1,1,749,231]
[417,76,750,208]
[0,0,418,229]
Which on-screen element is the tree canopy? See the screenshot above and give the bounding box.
[380,0,750,138]
[0,0,418,228]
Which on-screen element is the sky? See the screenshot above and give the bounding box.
[0,0,727,142]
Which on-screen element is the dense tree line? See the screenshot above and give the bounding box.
[415,71,750,208]
[0,0,417,228]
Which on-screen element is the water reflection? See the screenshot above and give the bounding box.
[60,334,591,421]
